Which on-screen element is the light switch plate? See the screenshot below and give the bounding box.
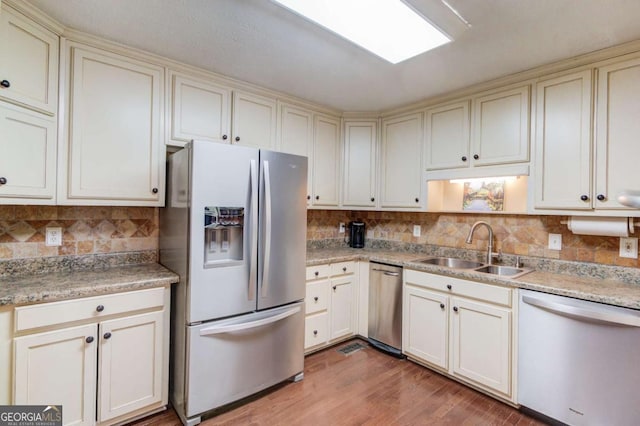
[413,225,421,237]
[46,227,63,247]
[339,223,345,234]
[548,233,562,250]
[620,237,638,258]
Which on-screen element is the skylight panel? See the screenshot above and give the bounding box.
[272,0,452,64]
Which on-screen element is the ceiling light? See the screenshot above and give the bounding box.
[449,176,518,184]
[272,0,452,64]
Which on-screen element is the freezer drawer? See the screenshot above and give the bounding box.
[185,302,304,418]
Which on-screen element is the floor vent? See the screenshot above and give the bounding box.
[337,342,366,355]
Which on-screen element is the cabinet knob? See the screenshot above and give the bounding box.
[461,156,467,162]
[415,198,419,203]
[580,195,589,201]
[332,285,337,291]
[446,284,452,290]
[597,194,606,201]
[314,296,318,302]
[473,154,479,160]
[103,332,112,340]
[0,80,10,88]
[85,336,94,343]
[313,330,318,336]
[96,305,104,312]
[314,271,319,277]
[370,197,375,202]
[222,134,228,140]
[315,195,320,200]
[152,187,158,194]
[235,136,240,142]
[453,306,459,312]
[0,177,6,185]
[440,303,445,309]
[342,267,347,272]
[307,195,310,200]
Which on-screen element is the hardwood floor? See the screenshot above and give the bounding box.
[131,339,546,425]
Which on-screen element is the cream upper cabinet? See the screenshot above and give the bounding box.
[380,112,424,209]
[534,70,593,209]
[312,114,341,207]
[278,103,313,202]
[342,120,377,207]
[169,72,230,146]
[231,91,277,150]
[472,85,530,166]
[59,41,165,206]
[595,57,640,210]
[0,4,59,115]
[425,101,470,170]
[0,103,56,203]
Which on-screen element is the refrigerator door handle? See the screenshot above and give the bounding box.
[261,160,272,298]
[199,306,301,336]
[248,159,258,301]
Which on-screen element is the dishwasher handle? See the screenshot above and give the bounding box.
[522,295,640,327]
[372,268,400,277]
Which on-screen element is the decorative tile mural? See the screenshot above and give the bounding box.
[307,210,639,268]
[0,206,158,260]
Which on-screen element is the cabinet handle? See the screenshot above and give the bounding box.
[0,177,6,185]
[96,305,105,312]
[461,156,467,162]
[415,198,419,203]
[314,296,318,302]
[440,303,445,309]
[0,80,10,88]
[453,306,459,312]
[307,195,310,200]
[222,134,228,140]
[85,336,94,343]
[314,271,319,276]
[370,197,375,202]
[235,136,240,142]
[580,195,589,201]
[103,332,112,340]
[152,187,158,194]
[343,267,347,272]
[446,284,452,290]
[597,194,606,201]
[313,330,318,336]
[332,285,337,291]
[473,154,479,160]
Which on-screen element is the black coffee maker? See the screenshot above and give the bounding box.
[347,221,365,248]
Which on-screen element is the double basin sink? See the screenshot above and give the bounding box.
[413,257,532,279]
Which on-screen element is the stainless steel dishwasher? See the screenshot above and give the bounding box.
[368,262,403,357]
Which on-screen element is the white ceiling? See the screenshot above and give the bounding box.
[27,0,640,112]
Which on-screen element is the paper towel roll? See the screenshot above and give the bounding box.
[567,216,631,237]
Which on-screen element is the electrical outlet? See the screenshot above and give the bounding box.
[46,227,63,247]
[548,233,562,250]
[620,237,638,258]
[339,223,345,234]
[413,225,421,237]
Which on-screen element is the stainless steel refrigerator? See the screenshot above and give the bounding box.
[160,140,307,426]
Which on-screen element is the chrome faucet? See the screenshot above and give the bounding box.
[465,221,500,265]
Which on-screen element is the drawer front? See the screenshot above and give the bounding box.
[330,261,356,277]
[404,269,511,307]
[305,280,329,314]
[304,312,329,349]
[306,264,330,281]
[15,287,166,332]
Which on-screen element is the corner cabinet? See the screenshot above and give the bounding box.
[13,287,170,426]
[380,112,424,209]
[304,262,357,353]
[342,120,378,208]
[312,114,341,207]
[58,40,165,206]
[403,269,516,402]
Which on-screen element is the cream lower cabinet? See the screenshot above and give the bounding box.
[304,261,357,353]
[403,269,515,402]
[13,287,169,426]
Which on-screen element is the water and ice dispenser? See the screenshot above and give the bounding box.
[204,206,244,266]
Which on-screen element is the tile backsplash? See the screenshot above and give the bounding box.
[0,206,158,260]
[307,210,639,268]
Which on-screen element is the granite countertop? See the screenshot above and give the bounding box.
[0,263,179,306]
[307,247,640,310]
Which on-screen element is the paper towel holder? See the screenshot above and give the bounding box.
[560,217,639,234]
